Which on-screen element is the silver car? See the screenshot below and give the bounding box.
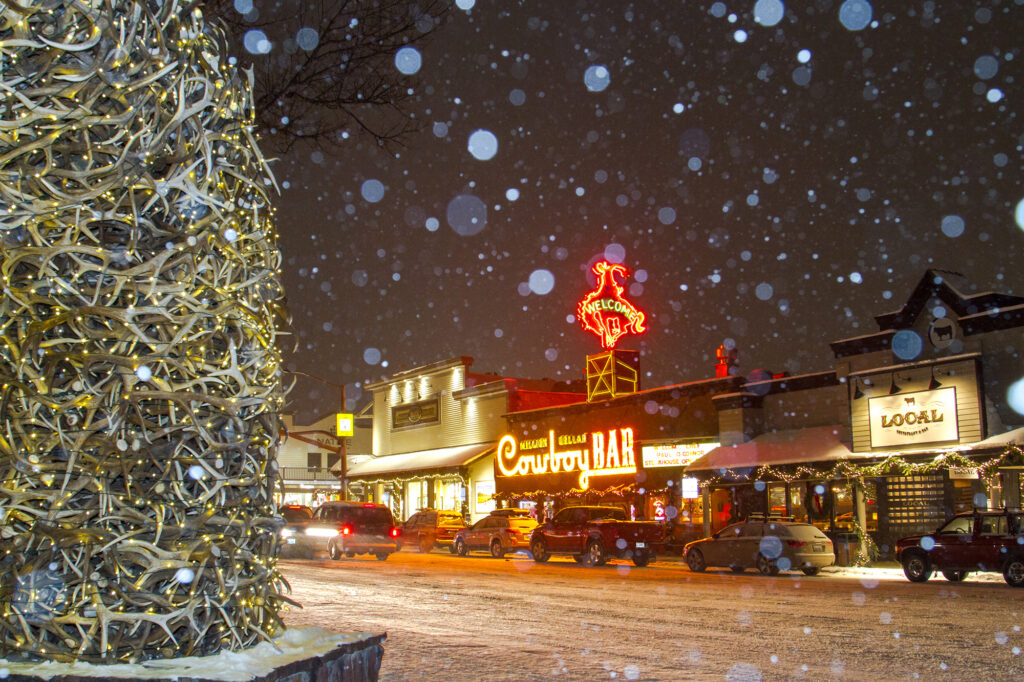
[684,517,835,576]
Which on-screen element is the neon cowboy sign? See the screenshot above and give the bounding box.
[577,260,647,349]
[497,427,637,490]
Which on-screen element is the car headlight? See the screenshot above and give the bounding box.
[280,528,295,538]
[305,527,341,538]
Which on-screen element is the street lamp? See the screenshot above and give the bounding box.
[285,369,349,501]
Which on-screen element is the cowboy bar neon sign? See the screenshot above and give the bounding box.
[497,428,636,490]
[577,261,647,349]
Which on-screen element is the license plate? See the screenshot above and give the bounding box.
[286,538,296,544]
[636,542,646,549]
[813,543,824,552]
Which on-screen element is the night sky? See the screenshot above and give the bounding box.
[267,1,1023,420]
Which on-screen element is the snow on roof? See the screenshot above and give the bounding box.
[347,442,495,477]
[686,425,864,473]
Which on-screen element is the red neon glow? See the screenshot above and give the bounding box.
[576,261,647,349]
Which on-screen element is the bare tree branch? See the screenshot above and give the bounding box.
[201,0,454,153]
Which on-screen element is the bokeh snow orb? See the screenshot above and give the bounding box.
[296,27,319,51]
[892,330,923,360]
[509,88,526,105]
[425,217,439,232]
[394,46,422,75]
[361,179,385,203]
[528,269,555,295]
[797,49,812,63]
[234,0,252,13]
[920,536,936,551]
[584,65,610,92]
[759,536,783,560]
[658,207,676,225]
[456,0,475,9]
[545,348,558,361]
[755,282,773,301]
[941,214,965,238]
[363,347,382,365]
[174,568,196,584]
[733,29,748,43]
[135,365,152,382]
[987,88,1004,103]
[467,129,498,161]
[506,188,520,202]
[973,55,999,80]
[243,29,271,54]
[1007,377,1024,416]
[432,122,448,137]
[187,465,205,480]
[603,243,626,263]
[447,194,488,236]
[753,0,785,27]
[1015,198,1024,231]
[839,0,872,31]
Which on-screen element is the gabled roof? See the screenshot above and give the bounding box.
[831,270,1024,359]
[873,269,1024,331]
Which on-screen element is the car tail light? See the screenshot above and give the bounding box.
[390,527,400,538]
[341,525,352,536]
[786,540,807,547]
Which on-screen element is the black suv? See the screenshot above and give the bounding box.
[294,501,400,561]
[399,509,467,553]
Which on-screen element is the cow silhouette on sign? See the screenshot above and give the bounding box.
[577,261,647,349]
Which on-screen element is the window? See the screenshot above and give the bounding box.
[979,516,1007,536]
[939,515,973,535]
[307,452,322,468]
[326,452,339,469]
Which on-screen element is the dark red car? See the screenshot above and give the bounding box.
[529,505,663,567]
[896,510,1024,586]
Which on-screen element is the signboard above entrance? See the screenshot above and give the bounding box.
[497,427,637,490]
[868,387,959,449]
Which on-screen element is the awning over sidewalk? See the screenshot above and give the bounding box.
[346,443,495,478]
[685,425,864,474]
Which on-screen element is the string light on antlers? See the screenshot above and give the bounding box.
[0,0,291,664]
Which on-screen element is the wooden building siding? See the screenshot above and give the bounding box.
[761,384,846,433]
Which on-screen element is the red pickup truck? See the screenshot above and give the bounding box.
[529,506,663,567]
[896,509,1024,587]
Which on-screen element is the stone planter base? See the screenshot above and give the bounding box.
[0,628,385,682]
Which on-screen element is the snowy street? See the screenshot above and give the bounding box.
[279,551,1024,680]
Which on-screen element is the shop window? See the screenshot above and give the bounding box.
[326,453,339,469]
[768,484,787,517]
[306,452,322,469]
[789,485,807,524]
[437,479,464,512]
[406,480,427,515]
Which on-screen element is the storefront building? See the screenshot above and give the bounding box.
[685,270,1024,561]
[495,372,727,524]
[345,356,585,523]
[276,412,371,507]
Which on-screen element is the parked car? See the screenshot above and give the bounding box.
[453,513,539,557]
[286,501,399,561]
[683,516,836,576]
[896,509,1024,586]
[529,505,663,567]
[398,509,467,552]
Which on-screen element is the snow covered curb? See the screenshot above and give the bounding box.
[0,627,384,681]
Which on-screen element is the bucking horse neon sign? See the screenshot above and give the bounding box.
[576,260,647,349]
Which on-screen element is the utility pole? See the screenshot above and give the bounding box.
[286,370,348,501]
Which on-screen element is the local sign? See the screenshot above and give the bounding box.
[577,261,647,349]
[868,387,959,448]
[497,427,637,490]
[641,442,719,468]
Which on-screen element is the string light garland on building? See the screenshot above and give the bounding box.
[697,445,1024,566]
[0,0,290,664]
